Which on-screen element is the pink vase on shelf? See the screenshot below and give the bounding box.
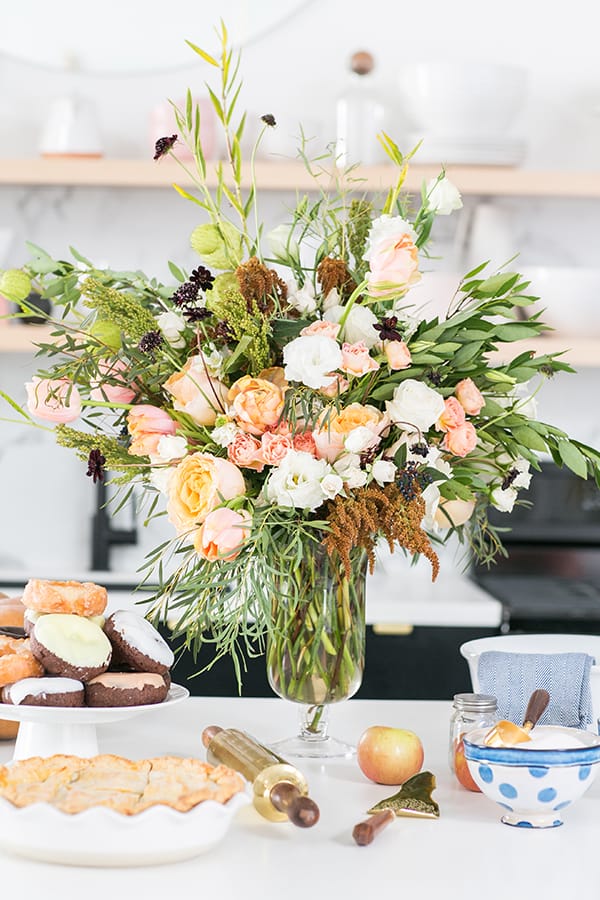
[149,97,217,161]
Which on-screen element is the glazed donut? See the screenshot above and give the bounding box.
[0,636,44,688]
[22,579,108,618]
[0,595,26,629]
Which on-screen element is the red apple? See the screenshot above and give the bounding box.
[454,739,481,792]
[357,725,424,785]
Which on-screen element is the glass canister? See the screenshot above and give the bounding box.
[449,693,498,791]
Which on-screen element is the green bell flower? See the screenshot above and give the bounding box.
[190,221,243,270]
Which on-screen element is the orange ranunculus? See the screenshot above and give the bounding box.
[167,452,246,534]
[164,355,228,426]
[442,422,478,457]
[300,320,341,340]
[261,431,294,466]
[437,396,466,433]
[292,430,317,457]
[228,374,285,435]
[340,341,380,377]
[194,508,251,562]
[127,405,177,456]
[384,340,412,371]
[455,378,485,415]
[227,432,265,472]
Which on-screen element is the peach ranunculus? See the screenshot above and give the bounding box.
[455,378,485,416]
[227,432,265,472]
[228,375,285,435]
[261,432,294,466]
[437,397,466,433]
[25,377,82,424]
[319,373,350,399]
[340,341,380,377]
[442,422,478,457]
[194,508,251,562]
[90,358,137,404]
[385,340,412,371]
[167,452,246,535]
[293,430,317,456]
[313,403,387,462]
[300,320,341,340]
[365,216,421,296]
[164,355,228,427]
[127,405,177,456]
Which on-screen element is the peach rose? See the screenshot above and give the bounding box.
[319,373,350,399]
[167,452,246,534]
[25,377,82,424]
[442,422,478,457]
[227,432,265,472]
[300,320,341,340]
[340,341,380,377]
[228,375,285,435]
[164,355,228,427]
[90,359,137,404]
[455,378,485,415]
[368,233,421,296]
[194,508,251,562]
[293,430,317,456]
[261,432,294,466]
[437,397,466,433]
[385,340,412,371]
[313,403,386,462]
[127,405,177,456]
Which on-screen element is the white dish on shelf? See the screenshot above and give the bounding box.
[518,266,600,336]
[0,683,189,760]
[408,133,527,166]
[0,789,250,867]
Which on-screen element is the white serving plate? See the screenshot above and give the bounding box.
[0,790,250,866]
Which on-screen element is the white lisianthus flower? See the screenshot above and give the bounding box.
[321,472,344,500]
[267,224,300,263]
[156,434,188,463]
[156,310,187,348]
[286,278,318,315]
[363,214,417,260]
[264,450,329,510]
[322,287,340,311]
[511,458,532,490]
[149,466,176,495]
[324,303,379,349]
[421,482,442,531]
[211,421,239,448]
[202,343,227,379]
[283,334,343,389]
[491,485,518,513]
[371,459,396,485]
[386,379,445,432]
[334,453,368,489]
[425,176,463,215]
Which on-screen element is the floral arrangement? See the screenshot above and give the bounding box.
[3,25,600,686]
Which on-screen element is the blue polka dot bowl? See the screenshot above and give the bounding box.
[463,725,600,828]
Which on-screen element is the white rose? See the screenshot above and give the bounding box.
[491,485,518,513]
[344,425,380,454]
[287,278,318,315]
[386,379,445,432]
[156,434,188,462]
[267,224,300,263]
[265,450,329,510]
[334,453,368,489]
[363,214,417,260]
[322,287,340,311]
[425,176,463,215]
[324,303,379,349]
[157,310,187,348]
[283,334,343,389]
[149,466,175,495]
[321,472,344,500]
[211,421,239,448]
[511,458,532,490]
[371,459,396,485]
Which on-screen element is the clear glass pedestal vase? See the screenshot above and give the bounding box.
[266,543,367,759]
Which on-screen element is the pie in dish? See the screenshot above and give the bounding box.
[0,754,245,815]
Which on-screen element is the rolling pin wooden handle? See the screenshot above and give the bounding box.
[269,781,320,828]
[523,689,550,730]
[353,809,395,846]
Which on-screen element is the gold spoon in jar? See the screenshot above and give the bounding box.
[483,689,550,748]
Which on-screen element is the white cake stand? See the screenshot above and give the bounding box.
[0,684,189,760]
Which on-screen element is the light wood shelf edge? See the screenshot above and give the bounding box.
[1,158,600,197]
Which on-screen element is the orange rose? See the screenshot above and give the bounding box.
[228,374,285,435]
[385,340,412,371]
[340,341,380,377]
[313,403,386,462]
[437,397,466,433]
[167,452,246,534]
[164,355,228,426]
[127,405,177,457]
[194,508,251,562]
[455,378,485,416]
[442,422,478,457]
[227,432,265,472]
[300,321,341,340]
[261,432,294,466]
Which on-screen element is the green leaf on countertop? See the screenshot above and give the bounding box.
[557,440,588,479]
[368,771,439,819]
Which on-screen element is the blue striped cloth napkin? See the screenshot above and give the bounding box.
[478,651,595,730]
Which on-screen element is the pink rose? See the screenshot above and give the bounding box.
[167,452,246,533]
[442,422,478,457]
[319,373,350,398]
[368,233,421,296]
[340,341,380,377]
[227,432,265,472]
[293,430,317,456]
[127,405,177,457]
[90,359,137,404]
[194,508,251,562]
[164,355,228,426]
[437,397,466,433]
[455,378,485,415]
[385,340,412,370]
[261,432,294,466]
[25,377,82,424]
[300,320,341,340]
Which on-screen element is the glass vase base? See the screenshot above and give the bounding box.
[269,734,356,760]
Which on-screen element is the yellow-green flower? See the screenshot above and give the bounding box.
[190,221,243,270]
[0,269,31,302]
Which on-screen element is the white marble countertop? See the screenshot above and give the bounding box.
[0,696,596,896]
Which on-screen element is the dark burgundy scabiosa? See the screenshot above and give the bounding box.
[409,441,430,458]
[138,330,164,354]
[214,319,235,342]
[153,134,177,160]
[86,449,106,484]
[189,266,215,291]
[261,114,276,127]
[374,316,403,342]
[183,307,212,324]
[172,281,199,308]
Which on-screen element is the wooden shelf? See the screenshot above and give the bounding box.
[2,158,600,197]
[1,325,599,366]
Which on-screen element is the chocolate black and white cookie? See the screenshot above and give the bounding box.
[24,609,106,636]
[104,611,174,676]
[85,672,169,707]
[2,676,85,707]
[30,614,112,682]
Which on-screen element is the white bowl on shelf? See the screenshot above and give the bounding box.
[518,266,600,336]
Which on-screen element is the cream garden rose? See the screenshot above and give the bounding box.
[386,379,445,432]
[164,355,228,427]
[167,452,246,535]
